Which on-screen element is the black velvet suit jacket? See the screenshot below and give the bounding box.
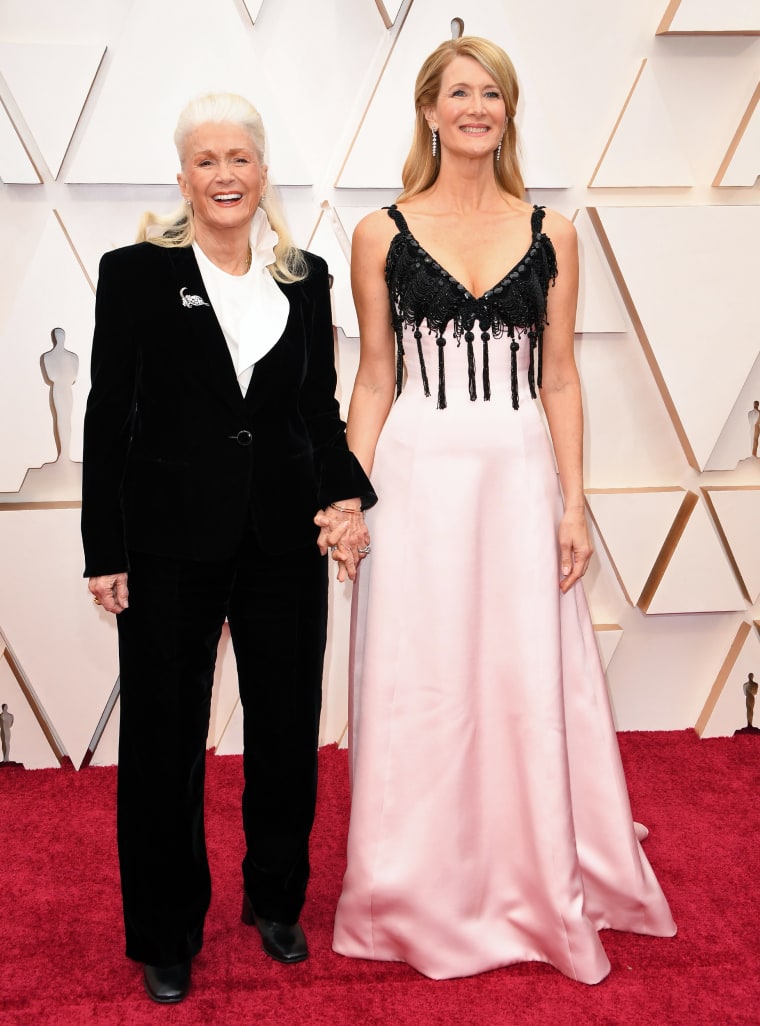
[81,242,374,577]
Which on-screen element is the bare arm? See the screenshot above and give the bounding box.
[345,211,398,472]
[314,211,397,581]
[538,213,592,593]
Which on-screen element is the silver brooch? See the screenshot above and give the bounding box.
[180,287,210,308]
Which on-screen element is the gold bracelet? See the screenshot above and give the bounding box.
[330,502,363,514]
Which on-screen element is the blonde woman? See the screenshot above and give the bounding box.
[326,38,675,983]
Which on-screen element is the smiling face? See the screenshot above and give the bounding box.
[425,55,507,160]
[177,121,267,239]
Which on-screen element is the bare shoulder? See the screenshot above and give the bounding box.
[539,207,577,246]
[353,208,397,250]
[351,209,398,281]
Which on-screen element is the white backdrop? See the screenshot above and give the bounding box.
[0,0,758,768]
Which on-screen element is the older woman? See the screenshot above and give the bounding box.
[82,92,374,1004]
[327,37,675,983]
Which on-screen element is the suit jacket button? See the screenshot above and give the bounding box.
[235,430,253,446]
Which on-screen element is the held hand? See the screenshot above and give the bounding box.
[314,514,355,582]
[557,507,593,593]
[89,572,129,614]
[314,499,371,582]
[315,509,347,555]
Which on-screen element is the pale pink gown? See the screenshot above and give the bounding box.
[332,206,675,983]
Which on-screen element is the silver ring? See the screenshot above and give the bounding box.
[330,546,337,553]
[358,545,371,555]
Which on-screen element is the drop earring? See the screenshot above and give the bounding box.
[496,120,508,163]
[431,128,438,158]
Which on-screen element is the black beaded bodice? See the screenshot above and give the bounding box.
[385,204,558,410]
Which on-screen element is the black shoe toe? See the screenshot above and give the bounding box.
[242,894,308,963]
[143,960,191,1003]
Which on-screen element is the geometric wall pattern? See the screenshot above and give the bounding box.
[0,42,106,180]
[589,60,696,188]
[1,0,759,767]
[657,0,760,35]
[0,96,41,183]
[586,489,689,607]
[713,81,760,186]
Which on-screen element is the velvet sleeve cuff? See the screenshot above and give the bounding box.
[317,448,377,511]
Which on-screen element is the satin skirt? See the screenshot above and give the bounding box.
[333,334,675,982]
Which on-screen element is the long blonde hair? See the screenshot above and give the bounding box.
[398,36,524,203]
[136,92,306,283]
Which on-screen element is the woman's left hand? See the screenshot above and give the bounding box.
[314,499,371,583]
[557,506,593,593]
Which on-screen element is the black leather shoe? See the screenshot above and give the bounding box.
[143,960,191,1004]
[242,893,308,963]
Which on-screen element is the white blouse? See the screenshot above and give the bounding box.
[193,207,289,395]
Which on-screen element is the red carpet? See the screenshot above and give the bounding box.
[3,731,758,1025]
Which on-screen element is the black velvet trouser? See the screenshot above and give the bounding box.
[115,530,327,967]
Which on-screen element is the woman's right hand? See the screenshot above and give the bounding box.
[89,573,129,614]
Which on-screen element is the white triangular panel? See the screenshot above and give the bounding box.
[0,205,54,333]
[704,351,760,471]
[66,0,309,185]
[279,195,322,253]
[0,652,59,769]
[0,212,94,491]
[0,101,40,183]
[337,0,568,189]
[606,609,742,730]
[595,206,760,471]
[591,61,694,187]
[700,627,760,738]
[0,509,119,769]
[593,625,623,671]
[705,487,760,603]
[659,0,760,33]
[0,43,106,179]
[309,209,355,337]
[646,502,746,613]
[574,209,627,334]
[576,333,687,488]
[241,0,265,21]
[633,52,760,187]
[716,86,760,186]
[586,490,685,605]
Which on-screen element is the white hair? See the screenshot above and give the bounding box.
[137,92,305,283]
[174,92,267,166]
